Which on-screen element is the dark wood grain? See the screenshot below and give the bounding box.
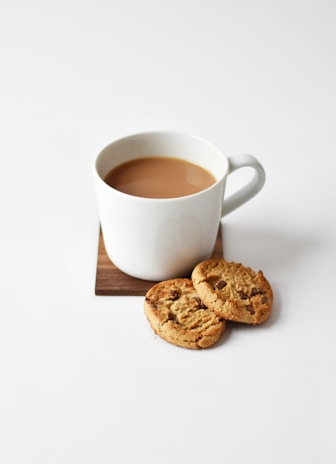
[95,226,223,296]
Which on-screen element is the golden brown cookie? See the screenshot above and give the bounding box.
[144,278,226,349]
[191,259,273,325]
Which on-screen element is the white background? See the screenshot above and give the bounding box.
[1,0,335,463]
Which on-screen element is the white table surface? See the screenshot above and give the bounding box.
[1,1,335,463]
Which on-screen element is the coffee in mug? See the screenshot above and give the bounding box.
[103,156,216,199]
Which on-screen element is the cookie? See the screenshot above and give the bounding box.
[144,278,226,349]
[192,259,273,324]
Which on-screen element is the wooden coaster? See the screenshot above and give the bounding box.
[95,226,223,296]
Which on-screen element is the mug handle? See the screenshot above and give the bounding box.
[222,153,266,217]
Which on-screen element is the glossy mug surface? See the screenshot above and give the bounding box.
[94,131,265,281]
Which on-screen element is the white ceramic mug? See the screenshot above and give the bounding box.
[94,131,265,281]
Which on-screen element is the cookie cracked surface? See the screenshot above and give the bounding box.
[192,259,273,324]
[144,278,225,349]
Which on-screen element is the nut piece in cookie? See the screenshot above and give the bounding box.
[192,259,273,325]
[144,278,226,349]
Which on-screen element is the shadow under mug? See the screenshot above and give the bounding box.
[94,131,265,281]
